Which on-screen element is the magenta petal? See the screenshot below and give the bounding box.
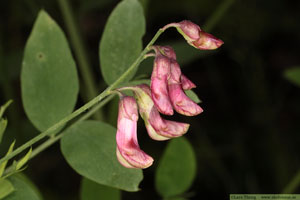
[178,20,202,41]
[116,96,153,169]
[175,20,223,50]
[168,61,203,116]
[134,84,190,140]
[168,83,203,116]
[151,56,173,115]
[193,31,224,50]
[158,46,177,60]
[181,74,196,90]
[148,108,190,137]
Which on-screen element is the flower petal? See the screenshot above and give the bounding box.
[151,56,173,115]
[116,96,153,169]
[181,74,196,90]
[168,61,203,116]
[174,20,223,50]
[134,84,190,140]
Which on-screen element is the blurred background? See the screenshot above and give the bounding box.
[1,0,300,199]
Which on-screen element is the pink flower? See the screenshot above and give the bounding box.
[133,84,190,141]
[168,60,203,116]
[150,50,173,115]
[175,20,224,50]
[116,96,153,169]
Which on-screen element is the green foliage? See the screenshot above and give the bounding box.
[155,137,197,198]
[60,120,143,192]
[0,119,7,144]
[21,10,79,132]
[185,90,202,103]
[0,141,15,177]
[80,177,121,200]
[3,174,42,200]
[99,0,145,85]
[0,179,14,199]
[15,148,32,171]
[284,67,300,87]
[0,100,12,119]
[0,100,12,143]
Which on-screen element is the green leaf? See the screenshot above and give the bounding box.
[21,10,79,132]
[284,67,300,87]
[155,137,197,198]
[99,0,145,85]
[15,148,32,171]
[60,120,143,191]
[184,90,202,104]
[0,100,13,119]
[0,141,15,177]
[0,179,14,199]
[4,174,42,200]
[0,118,7,144]
[80,177,121,200]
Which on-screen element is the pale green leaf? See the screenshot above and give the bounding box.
[99,0,145,85]
[21,10,79,132]
[4,174,42,200]
[60,120,143,191]
[0,179,14,199]
[0,118,7,144]
[0,141,15,177]
[155,137,197,198]
[15,148,32,171]
[0,100,13,119]
[185,90,202,104]
[284,67,300,87]
[80,177,121,200]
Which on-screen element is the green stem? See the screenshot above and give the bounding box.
[3,94,115,175]
[57,0,102,120]
[0,27,165,165]
[203,0,236,32]
[282,169,300,194]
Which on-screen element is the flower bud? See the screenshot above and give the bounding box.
[133,84,189,141]
[168,61,203,116]
[175,20,223,50]
[116,96,153,169]
[151,54,174,115]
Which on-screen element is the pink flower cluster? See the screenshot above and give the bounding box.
[115,21,223,169]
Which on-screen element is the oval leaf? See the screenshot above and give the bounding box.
[284,67,300,87]
[21,10,79,132]
[99,0,145,85]
[60,120,143,191]
[0,179,14,199]
[155,137,197,198]
[80,177,121,200]
[4,174,42,200]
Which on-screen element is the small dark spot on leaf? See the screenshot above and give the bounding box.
[37,52,45,60]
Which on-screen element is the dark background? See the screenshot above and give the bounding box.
[1,0,300,199]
